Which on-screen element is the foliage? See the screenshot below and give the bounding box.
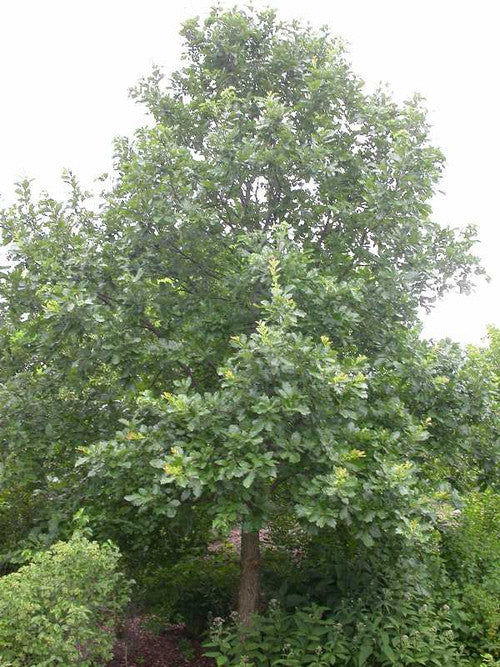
[381,329,500,491]
[0,534,130,666]
[441,491,500,660]
[0,3,497,657]
[80,254,435,554]
[0,6,487,561]
[204,526,499,666]
[205,586,462,666]
[137,547,239,634]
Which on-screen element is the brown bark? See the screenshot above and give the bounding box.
[237,530,260,626]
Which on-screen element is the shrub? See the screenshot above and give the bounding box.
[0,534,130,666]
[205,580,464,666]
[441,491,500,660]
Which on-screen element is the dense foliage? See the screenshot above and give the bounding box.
[205,488,500,665]
[0,534,129,666]
[0,5,498,665]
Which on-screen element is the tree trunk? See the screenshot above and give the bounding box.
[237,530,260,626]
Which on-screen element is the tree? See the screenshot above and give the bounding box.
[0,6,489,620]
[80,247,436,622]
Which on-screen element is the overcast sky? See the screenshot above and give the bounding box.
[1,0,498,345]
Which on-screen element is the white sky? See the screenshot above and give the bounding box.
[1,0,498,345]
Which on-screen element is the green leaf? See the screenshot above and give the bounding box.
[243,471,256,488]
[380,632,396,662]
[358,643,373,666]
[360,532,374,548]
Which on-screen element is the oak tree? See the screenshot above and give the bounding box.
[0,7,490,620]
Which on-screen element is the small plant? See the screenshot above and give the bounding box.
[143,613,167,636]
[0,534,130,666]
[178,636,196,661]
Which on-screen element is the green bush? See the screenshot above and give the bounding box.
[205,577,464,666]
[201,493,499,666]
[0,534,130,666]
[441,491,500,660]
